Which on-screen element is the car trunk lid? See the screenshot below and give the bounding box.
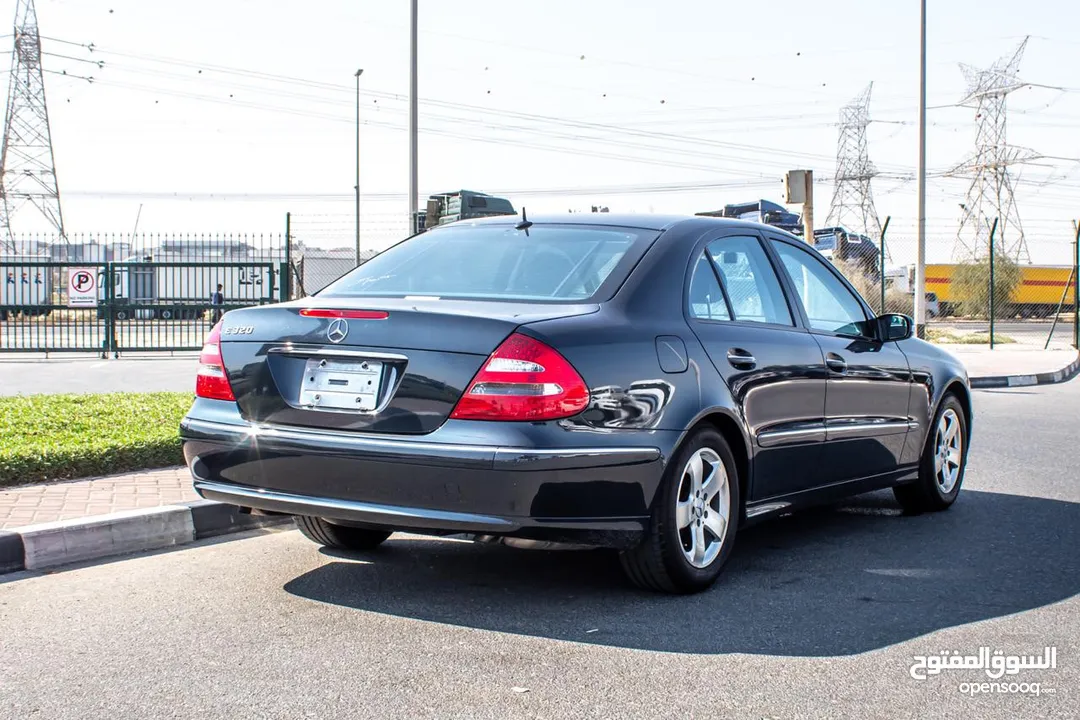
[217,299,599,434]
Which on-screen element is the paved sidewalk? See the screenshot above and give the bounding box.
[0,467,197,530]
[943,346,1079,379]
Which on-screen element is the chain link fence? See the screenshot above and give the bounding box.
[822,224,1079,349]
[286,208,410,297]
[4,231,288,264]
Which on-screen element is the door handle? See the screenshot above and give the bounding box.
[826,353,847,373]
[726,349,757,369]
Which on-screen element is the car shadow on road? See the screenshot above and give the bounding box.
[283,489,1080,657]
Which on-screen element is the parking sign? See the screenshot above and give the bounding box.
[67,267,99,307]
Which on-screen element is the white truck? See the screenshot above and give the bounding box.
[1,255,53,321]
[107,255,279,320]
[883,264,940,318]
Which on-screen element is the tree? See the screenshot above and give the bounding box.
[952,254,1023,319]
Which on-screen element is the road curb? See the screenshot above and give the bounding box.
[2,351,1074,575]
[969,353,1080,389]
[0,501,292,576]
[0,530,24,574]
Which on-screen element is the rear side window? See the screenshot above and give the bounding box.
[688,252,732,321]
[705,236,793,326]
[319,224,657,302]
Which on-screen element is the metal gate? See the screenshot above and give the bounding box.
[0,260,287,356]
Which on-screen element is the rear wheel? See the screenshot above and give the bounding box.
[619,427,740,594]
[894,394,968,513]
[295,516,392,551]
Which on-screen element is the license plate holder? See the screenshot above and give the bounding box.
[299,357,383,412]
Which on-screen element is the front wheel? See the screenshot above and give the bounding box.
[295,516,392,551]
[619,427,740,594]
[894,394,969,513]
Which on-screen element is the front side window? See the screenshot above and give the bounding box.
[771,240,868,335]
[705,235,793,326]
[319,224,657,302]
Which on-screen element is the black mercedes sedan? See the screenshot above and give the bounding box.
[180,214,972,594]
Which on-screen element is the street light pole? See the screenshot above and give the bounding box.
[914,0,928,337]
[408,0,419,233]
[354,68,364,267]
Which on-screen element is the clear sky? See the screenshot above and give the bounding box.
[4,0,1079,264]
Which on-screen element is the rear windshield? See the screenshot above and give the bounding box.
[319,223,658,302]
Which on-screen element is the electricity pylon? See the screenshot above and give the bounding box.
[825,82,883,245]
[950,38,1033,263]
[0,0,66,253]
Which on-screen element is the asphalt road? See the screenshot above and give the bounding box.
[1,380,1077,718]
[0,356,197,395]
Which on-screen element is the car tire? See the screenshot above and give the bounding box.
[295,516,392,551]
[894,394,968,513]
[619,427,740,594]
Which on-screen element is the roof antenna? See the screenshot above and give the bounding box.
[515,207,533,235]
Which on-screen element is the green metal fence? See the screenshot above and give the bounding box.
[825,221,1079,350]
[0,261,288,357]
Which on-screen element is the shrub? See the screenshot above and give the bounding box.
[952,254,1023,319]
[0,392,192,487]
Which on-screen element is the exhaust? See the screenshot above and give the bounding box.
[470,534,594,551]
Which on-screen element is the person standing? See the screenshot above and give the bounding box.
[210,283,225,323]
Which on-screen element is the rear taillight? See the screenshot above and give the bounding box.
[195,322,236,401]
[450,333,589,421]
[299,308,389,320]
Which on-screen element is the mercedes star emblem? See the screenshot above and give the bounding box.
[326,318,349,344]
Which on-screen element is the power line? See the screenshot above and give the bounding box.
[62,178,781,202]
[42,35,932,176]
[31,32,1080,228]
[59,33,1072,192]
[81,75,775,176]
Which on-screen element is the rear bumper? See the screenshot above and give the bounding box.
[180,403,669,549]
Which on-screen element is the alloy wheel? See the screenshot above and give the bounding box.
[934,408,963,494]
[675,447,731,569]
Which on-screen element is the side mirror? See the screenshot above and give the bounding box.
[876,313,913,342]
